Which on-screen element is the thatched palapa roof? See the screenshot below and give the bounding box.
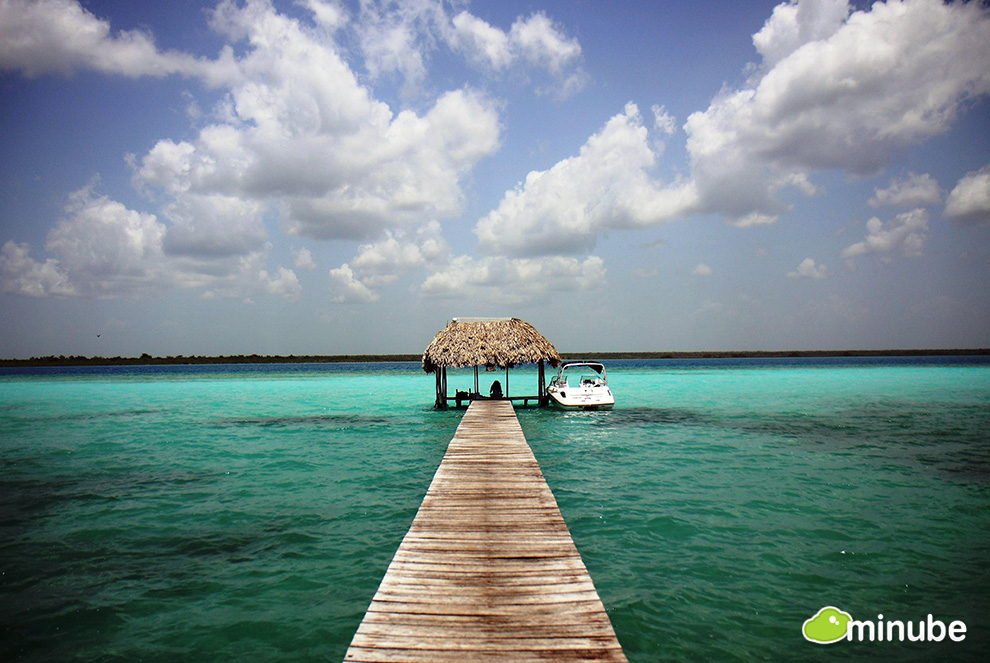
[422,318,561,373]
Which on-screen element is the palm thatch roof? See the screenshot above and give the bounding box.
[422,318,561,373]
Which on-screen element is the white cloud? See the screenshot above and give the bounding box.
[259,266,301,300]
[354,0,440,85]
[351,223,449,278]
[132,2,501,249]
[0,241,74,297]
[449,9,586,80]
[651,104,677,136]
[692,263,714,277]
[840,208,930,260]
[44,186,169,295]
[475,103,698,257]
[685,0,990,223]
[293,248,316,271]
[421,254,605,303]
[869,172,941,208]
[470,0,989,257]
[161,194,268,258]
[194,242,301,301]
[451,11,513,70]
[354,2,584,95]
[327,221,451,302]
[1,185,300,301]
[329,263,379,303]
[752,0,850,68]
[1,0,506,301]
[944,165,990,225]
[787,257,828,279]
[0,0,238,84]
[731,212,779,229]
[508,11,581,74]
[305,0,347,32]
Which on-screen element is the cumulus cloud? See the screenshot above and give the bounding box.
[329,264,379,303]
[421,255,605,303]
[353,1,584,95]
[685,0,990,223]
[869,172,942,208]
[44,186,169,295]
[328,222,451,302]
[0,241,74,297]
[3,0,578,302]
[293,248,316,271]
[470,0,990,263]
[752,0,851,68]
[135,77,499,245]
[0,0,237,83]
[475,103,698,257]
[195,243,303,301]
[452,10,513,70]
[1,185,176,298]
[692,263,714,277]
[305,0,348,32]
[944,165,990,224]
[161,194,269,258]
[508,11,581,74]
[841,208,930,260]
[131,2,502,248]
[787,257,827,279]
[651,105,677,136]
[0,185,300,301]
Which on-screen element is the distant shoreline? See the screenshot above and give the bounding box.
[1,348,988,367]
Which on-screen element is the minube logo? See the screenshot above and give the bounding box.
[803,606,967,644]
[803,606,852,644]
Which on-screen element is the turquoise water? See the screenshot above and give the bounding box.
[1,359,988,661]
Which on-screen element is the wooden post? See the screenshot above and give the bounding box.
[538,360,546,406]
[435,367,448,409]
[474,365,479,397]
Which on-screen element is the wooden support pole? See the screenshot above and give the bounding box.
[538,360,546,406]
[434,370,443,408]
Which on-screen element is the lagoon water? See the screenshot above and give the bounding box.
[1,358,988,661]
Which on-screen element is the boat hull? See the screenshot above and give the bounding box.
[547,389,614,411]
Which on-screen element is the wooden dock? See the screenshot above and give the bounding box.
[345,400,627,662]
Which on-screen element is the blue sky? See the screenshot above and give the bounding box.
[1,0,989,357]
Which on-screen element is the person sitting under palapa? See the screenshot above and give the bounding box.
[489,380,502,399]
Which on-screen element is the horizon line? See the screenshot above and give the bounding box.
[2,348,988,367]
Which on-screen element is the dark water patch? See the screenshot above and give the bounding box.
[9,408,166,425]
[211,413,394,429]
[586,406,715,428]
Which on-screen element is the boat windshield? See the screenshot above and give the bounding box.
[552,362,607,385]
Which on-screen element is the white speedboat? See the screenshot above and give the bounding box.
[546,362,614,410]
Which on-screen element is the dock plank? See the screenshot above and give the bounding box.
[345,400,626,663]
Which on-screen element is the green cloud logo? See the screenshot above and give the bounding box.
[803,606,852,644]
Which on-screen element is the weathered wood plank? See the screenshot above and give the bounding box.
[344,400,626,662]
